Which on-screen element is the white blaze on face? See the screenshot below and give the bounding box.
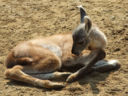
[41,44,62,57]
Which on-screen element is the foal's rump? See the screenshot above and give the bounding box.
[5,42,61,71]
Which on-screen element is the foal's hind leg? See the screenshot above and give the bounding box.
[30,71,72,80]
[5,65,65,89]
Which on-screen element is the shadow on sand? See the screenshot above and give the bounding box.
[78,69,120,94]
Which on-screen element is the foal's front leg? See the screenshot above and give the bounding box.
[66,49,106,83]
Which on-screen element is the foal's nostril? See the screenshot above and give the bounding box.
[71,49,74,54]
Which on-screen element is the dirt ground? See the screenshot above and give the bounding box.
[0,0,127,96]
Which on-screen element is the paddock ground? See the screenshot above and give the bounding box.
[0,0,128,96]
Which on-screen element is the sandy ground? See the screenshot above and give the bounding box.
[0,0,128,96]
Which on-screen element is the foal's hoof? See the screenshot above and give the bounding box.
[93,60,121,72]
[66,73,78,83]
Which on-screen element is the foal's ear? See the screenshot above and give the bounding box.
[77,5,87,23]
[84,16,92,34]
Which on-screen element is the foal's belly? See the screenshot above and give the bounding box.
[41,43,62,58]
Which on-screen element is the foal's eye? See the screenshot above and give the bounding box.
[77,40,84,45]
